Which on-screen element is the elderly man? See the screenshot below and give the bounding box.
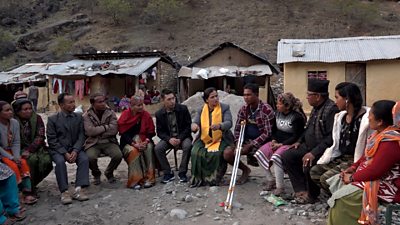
[83,93,122,185]
[47,93,89,205]
[223,83,275,184]
[281,79,339,204]
[155,89,192,183]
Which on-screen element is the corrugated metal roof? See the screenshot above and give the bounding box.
[0,72,14,84]
[277,35,400,64]
[43,58,160,76]
[7,63,64,74]
[178,65,272,79]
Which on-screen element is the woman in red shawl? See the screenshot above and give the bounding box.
[327,100,400,225]
[118,95,156,189]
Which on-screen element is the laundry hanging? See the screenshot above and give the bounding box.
[75,79,85,100]
[52,78,63,94]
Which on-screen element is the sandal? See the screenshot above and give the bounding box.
[262,181,276,191]
[217,178,229,186]
[293,195,315,204]
[273,188,284,196]
[8,211,26,222]
[236,167,251,185]
[23,195,38,205]
[2,218,15,225]
[18,206,26,213]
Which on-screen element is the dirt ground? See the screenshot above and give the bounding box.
[23,157,326,225]
[18,113,327,225]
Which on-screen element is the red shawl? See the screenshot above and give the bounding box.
[118,108,155,141]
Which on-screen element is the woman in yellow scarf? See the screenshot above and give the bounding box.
[190,87,233,187]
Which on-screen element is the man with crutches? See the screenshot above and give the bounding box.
[223,83,275,185]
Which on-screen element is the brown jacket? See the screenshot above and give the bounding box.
[83,107,118,150]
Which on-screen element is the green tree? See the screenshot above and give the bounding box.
[52,36,74,58]
[98,0,132,24]
[336,0,378,27]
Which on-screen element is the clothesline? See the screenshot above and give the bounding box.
[52,78,91,100]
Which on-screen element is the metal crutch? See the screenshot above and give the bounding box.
[224,121,246,214]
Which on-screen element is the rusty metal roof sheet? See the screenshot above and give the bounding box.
[43,58,160,76]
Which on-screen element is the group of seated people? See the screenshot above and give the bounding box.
[0,79,399,225]
[136,85,161,105]
[111,87,161,112]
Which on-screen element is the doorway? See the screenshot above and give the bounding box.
[345,63,366,105]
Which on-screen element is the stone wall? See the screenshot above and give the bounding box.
[159,61,178,93]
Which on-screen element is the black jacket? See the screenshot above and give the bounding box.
[155,104,192,142]
[46,111,85,155]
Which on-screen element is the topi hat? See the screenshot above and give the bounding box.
[308,79,329,93]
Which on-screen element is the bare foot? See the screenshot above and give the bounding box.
[237,167,251,185]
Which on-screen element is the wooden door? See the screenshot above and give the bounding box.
[345,63,366,105]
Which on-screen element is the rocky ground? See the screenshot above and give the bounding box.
[22,156,329,225]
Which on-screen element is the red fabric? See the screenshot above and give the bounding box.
[2,157,30,184]
[117,108,155,141]
[53,80,59,94]
[353,142,400,181]
[352,141,400,203]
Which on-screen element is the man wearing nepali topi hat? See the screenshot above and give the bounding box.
[281,79,339,204]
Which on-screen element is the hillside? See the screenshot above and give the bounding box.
[1,0,400,70]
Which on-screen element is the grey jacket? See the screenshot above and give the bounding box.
[83,107,118,150]
[0,118,21,160]
[193,103,233,144]
[46,111,85,155]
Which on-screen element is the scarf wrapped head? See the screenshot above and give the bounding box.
[117,95,155,141]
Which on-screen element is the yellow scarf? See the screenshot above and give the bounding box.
[200,103,222,152]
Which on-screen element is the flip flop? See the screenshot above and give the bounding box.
[8,211,26,222]
[23,195,38,205]
[18,206,26,213]
[217,178,229,186]
[293,195,315,204]
[262,181,276,191]
[2,218,15,225]
[236,176,249,185]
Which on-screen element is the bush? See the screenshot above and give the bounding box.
[98,0,132,24]
[143,0,184,24]
[336,0,379,26]
[0,31,16,58]
[51,36,74,57]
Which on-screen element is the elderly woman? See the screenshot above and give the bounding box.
[254,92,306,195]
[0,101,37,205]
[190,87,233,187]
[327,100,400,225]
[118,95,156,189]
[12,99,53,192]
